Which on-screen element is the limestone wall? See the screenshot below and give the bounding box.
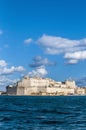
[65,80,76,88]
[57,88,75,95]
[29,78,49,87]
[46,86,75,95]
[16,87,25,95]
[46,87,58,94]
[37,86,46,93]
[76,87,85,95]
[6,76,78,95]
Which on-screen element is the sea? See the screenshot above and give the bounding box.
[0,96,86,130]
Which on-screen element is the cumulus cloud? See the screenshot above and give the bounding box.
[29,56,56,77]
[64,51,86,60]
[0,76,13,85]
[24,38,33,44]
[0,75,19,88]
[37,34,81,53]
[28,66,48,77]
[29,56,56,68]
[0,59,25,88]
[0,66,25,75]
[0,60,7,67]
[37,34,86,64]
[64,51,86,64]
[0,76,11,86]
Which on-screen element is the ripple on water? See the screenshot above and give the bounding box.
[0,96,86,130]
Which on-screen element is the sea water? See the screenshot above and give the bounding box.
[0,96,86,130]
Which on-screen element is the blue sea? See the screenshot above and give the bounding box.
[0,96,86,130]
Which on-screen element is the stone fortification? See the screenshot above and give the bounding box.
[6,76,86,95]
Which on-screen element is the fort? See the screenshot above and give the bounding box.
[5,76,86,96]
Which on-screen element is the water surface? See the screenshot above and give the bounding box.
[0,96,86,130]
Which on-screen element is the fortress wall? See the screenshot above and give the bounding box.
[37,86,47,93]
[65,80,76,88]
[57,88,75,94]
[16,87,25,95]
[46,87,58,93]
[6,86,17,95]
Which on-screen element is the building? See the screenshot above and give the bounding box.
[0,91,5,95]
[75,87,86,95]
[6,76,80,96]
[6,76,49,95]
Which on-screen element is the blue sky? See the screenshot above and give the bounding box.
[0,0,86,90]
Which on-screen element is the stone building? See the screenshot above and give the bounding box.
[6,76,79,95]
[6,76,49,95]
[46,80,76,95]
[75,87,86,95]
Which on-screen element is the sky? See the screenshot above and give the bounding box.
[0,0,86,90]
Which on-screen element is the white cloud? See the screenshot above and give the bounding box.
[0,66,25,75]
[0,75,19,88]
[30,56,56,68]
[37,34,86,64]
[0,30,3,35]
[15,66,25,72]
[29,56,55,77]
[66,59,78,64]
[36,66,48,76]
[24,38,33,44]
[28,66,48,77]
[45,48,60,55]
[37,34,80,53]
[0,59,25,88]
[64,51,86,61]
[0,76,12,84]
[0,60,7,67]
